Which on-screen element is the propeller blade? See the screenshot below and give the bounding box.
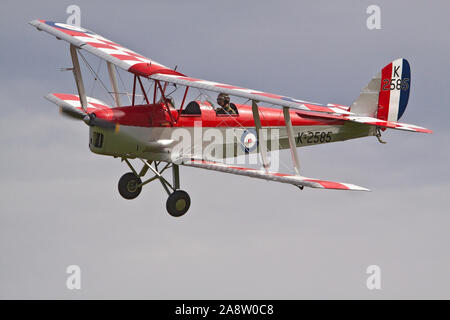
[84,113,118,131]
[46,94,87,120]
[59,105,86,120]
[45,94,117,131]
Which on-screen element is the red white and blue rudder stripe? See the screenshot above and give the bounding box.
[377,58,411,122]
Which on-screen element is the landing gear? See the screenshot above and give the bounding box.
[118,158,191,217]
[166,190,191,217]
[118,172,142,199]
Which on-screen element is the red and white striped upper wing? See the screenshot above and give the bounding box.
[30,19,354,116]
[150,73,354,114]
[30,20,183,78]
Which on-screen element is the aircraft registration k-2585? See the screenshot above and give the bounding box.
[30,20,432,217]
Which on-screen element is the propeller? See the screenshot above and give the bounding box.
[46,94,118,131]
[59,104,118,131]
[83,113,118,131]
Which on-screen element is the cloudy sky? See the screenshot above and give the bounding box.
[0,0,449,299]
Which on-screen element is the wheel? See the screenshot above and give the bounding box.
[118,172,142,200]
[166,190,191,217]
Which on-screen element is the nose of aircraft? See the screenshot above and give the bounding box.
[83,110,118,131]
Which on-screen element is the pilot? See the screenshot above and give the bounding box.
[160,96,175,109]
[216,93,236,115]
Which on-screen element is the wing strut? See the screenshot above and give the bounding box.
[107,62,121,107]
[69,44,87,112]
[283,107,301,175]
[251,100,270,172]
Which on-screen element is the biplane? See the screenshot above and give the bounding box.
[30,20,432,217]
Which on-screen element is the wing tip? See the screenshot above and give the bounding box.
[343,184,371,192]
[29,19,43,28]
[303,178,370,191]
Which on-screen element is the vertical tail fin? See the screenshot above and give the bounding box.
[350,58,411,122]
[377,59,410,121]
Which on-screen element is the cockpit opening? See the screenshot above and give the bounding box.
[181,101,201,115]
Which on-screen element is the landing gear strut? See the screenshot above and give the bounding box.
[118,158,191,217]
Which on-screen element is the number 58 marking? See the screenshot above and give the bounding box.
[382,78,409,91]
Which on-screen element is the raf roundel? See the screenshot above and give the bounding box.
[241,129,258,153]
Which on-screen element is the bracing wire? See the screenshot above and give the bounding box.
[115,65,132,105]
[78,51,115,105]
[89,58,103,97]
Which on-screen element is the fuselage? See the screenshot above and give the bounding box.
[88,101,375,162]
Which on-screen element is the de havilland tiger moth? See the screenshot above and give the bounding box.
[30,20,432,217]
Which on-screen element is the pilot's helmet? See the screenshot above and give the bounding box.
[217,93,230,105]
[165,96,175,108]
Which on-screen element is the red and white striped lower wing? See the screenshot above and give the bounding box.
[45,93,111,117]
[184,160,369,191]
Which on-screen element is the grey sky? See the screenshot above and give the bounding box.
[0,0,449,299]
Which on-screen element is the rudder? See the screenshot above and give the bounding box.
[350,58,411,122]
[377,58,410,121]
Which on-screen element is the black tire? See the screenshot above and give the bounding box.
[166,190,191,217]
[118,172,142,200]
